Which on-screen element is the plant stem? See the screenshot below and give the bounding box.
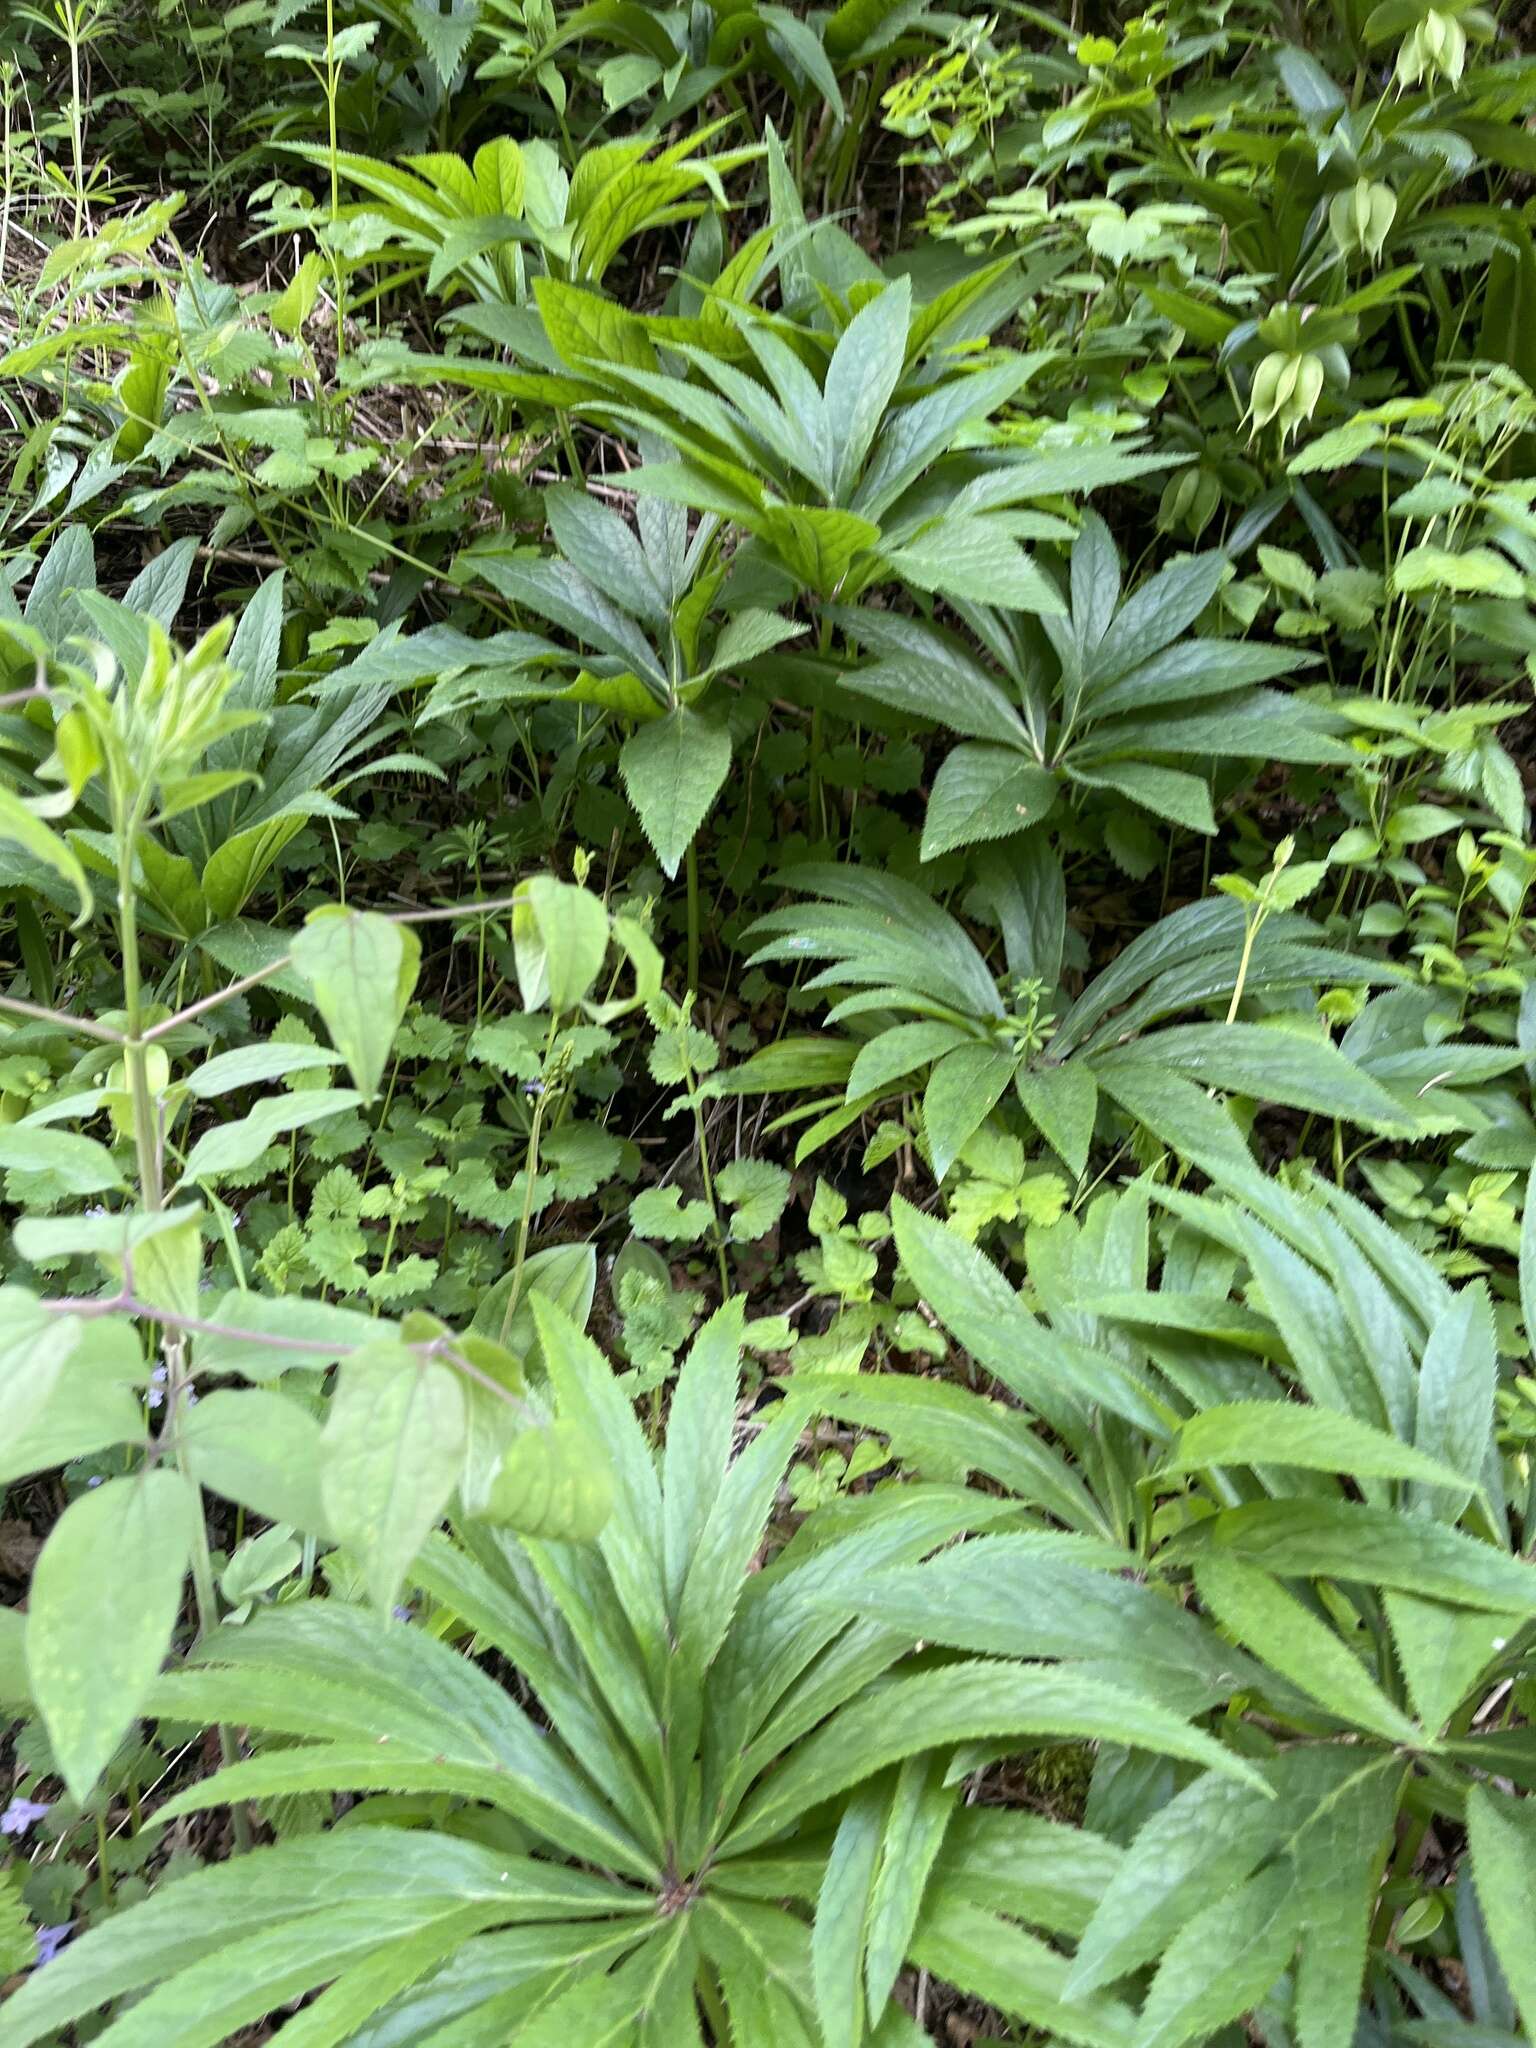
[115,824,250,1849]
[685,839,701,993]
[1225,913,1259,1025]
[685,1069,729,1296]
[499,1082,549,1344]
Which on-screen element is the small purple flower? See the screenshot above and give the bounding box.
[147,1364,168,1411]
[34,1924,72,1966]
[1,1796,50,1837]
[391,1605,414,1624]
[86,1475,103,1488]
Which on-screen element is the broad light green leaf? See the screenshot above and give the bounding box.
[320,1339,467,1611]
[1193,1553,1418,1743]
[1466,1784,1536,2034]
[920,745,1058,859]
[547,481,666,629]
[1395,543,1524,599]
[910,1892,1138,2048]
[529,1295,669,1665]
[1182,1501,1536,1612]
[536,274,659,376]
[0,1347,145,1488]
[794,1373,1100,1532]
[824,277,909,499]
[723,1660,1269,1854]
[112,1204,204,1322]
[471,1241,598,1354]
[1412,1286,1497,1521]
[0,1124,125,1193]
[240,1907,506,2048]
[0,1290,84,1445]
[705,608,805,679]
[763,4,846,121]
[1015,1061,1098,1178]
[180,1388,330,1536]
[760,503,880,597]
[886,518,1064,615]
[857,1539,1255,1717]
[661,1296,745,1609]
[717,1158,793,1241]
[478,1422,614,1541]
[923,1043,1016,1181]
[26,1470,197,1800]
[0,1828,630,2048]
[813,1782,884,2048]
[1291,1759,1404,2048]
[0,1605,29,1710]
[1068,759,1216,833]
[620,707,732,878]
[844,642,1030,750]
[846,1021,973,1105]
[1382,1592,1519,1734]
[12,1200,199,1268]
[182,1087,363,1181]
[184,1043,341,1097]
[0,787,93,924]
[193,1292,381,1381]
[1093,550,1227,683]
[511,875,612,1013]
[1166,1401,1469,1491]
[290,910,422,1101]
[1068,1750,1357,1998]
[1136,1859,1299,2048]
[1099,1022,1414,1132]
[891,1195,1169,1434]
[863,1756,954,2024]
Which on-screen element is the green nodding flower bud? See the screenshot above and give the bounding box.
[1159,466,1223,539]
[1249,351,1288,431]
[1396,8,1467,90]
[1249,348,1325,445]
[1330,178,1396,261]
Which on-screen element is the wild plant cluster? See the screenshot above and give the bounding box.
[2,1,1536,2042]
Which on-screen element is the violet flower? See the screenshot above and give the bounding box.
[0,1796,49,1837]
[34,1925,72,1966]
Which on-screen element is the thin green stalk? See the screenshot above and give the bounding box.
[1224,913,1260,1025]
[325,0,339,221]
[685,840,701,993]
[65,1,86,239]
[683,1058,729,1296]
[499,1075,551,1344]
[116,821,250,1849]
